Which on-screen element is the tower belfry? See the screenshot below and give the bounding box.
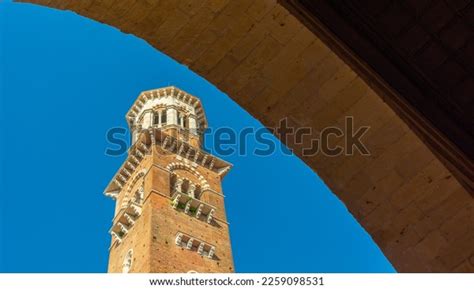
[104,86,234,273]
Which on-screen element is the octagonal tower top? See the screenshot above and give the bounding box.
[126,86,208,147]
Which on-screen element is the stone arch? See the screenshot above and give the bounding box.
[122,169,146,209]
[19,0,473,272]
[122,249,133,273]
[166,162,210,190]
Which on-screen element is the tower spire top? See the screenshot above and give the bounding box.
[126,86,208,147]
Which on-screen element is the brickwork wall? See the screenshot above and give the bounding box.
[21,0,473,272]
[149,192,233,272]
[107,144,233,272]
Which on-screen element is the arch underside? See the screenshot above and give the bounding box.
[18,0,473,272]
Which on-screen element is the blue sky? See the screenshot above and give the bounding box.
[0,1,395,272]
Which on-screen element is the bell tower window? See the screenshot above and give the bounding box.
[183,116,188,128]
[177,111,189,129]
[153,112,159,125]
[161,109,167,124]
[177,111,182,127]
[152,109,167,127]
[134,187,144,204]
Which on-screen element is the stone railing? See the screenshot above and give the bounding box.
[175,232,215,259]
[171,191,215,224]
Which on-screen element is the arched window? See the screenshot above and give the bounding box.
[122,249,133,273]
[133,187,144,204]
[153,112,159,125]
[177,111,182,127]
[161,109,167,124]
[171,176,200,199]
[183,116,188,128]
[177,111,188,129]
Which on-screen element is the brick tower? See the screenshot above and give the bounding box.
[104,86,234,273]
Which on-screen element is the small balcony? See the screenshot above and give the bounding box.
[175,232,216,259]
[109,200,142,244]
[171,191,216,224]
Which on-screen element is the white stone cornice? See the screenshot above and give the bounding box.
[113,179,123,189]
[201,188,225,198]
[104,127,232,201]
[105,191,119,200]
[157,134,230,174]
[185,147,192,159]
[193,151,200,162]
[209,159,215,170]
[135,149,144,159]
[117,174,127,183]
[201,155,208,166]
[130,155,139,164]
[122,168,131,178]
[127,161,136,171]
[138,142,149,153]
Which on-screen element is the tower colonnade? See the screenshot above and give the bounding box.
[129,88,202,145]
